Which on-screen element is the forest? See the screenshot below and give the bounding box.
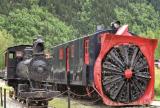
[0,0,160,68]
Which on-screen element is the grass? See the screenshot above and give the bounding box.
[49,98,107,108]
[155,67,160,100]
[49,98,67,108]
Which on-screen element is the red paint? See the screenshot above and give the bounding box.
[124,69,133,79]
[59,48,64,60]
[84,38,90,64]
[93,25,158,106]
[116,25,132,36]
[71,45,74,58]
[66,47,70,72]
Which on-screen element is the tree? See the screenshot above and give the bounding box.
[39,0,109,35]
[142,29,160,59]
[114,1,160,59]
[0,29,14,69]
[3,5,77,48]
[114,1,160,34]
[148,0,160,12]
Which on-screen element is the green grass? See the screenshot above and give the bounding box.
[49,98,68,108]
[155,95,160,101]
[155,67,160,100]
[49,98,106,108]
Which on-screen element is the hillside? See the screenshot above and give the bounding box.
[0,0,159,68]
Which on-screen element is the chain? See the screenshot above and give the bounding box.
[69,89,95,97]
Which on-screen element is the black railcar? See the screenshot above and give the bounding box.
[50,25,158,106]
[51,32,102,86]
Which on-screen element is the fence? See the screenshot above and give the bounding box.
[0,86,13,108]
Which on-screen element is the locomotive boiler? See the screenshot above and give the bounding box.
[16,38,49,82]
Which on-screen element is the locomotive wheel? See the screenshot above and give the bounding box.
[102,44,150,103]
[26,99,48,108]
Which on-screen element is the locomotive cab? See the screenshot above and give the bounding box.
[5,45,32,80]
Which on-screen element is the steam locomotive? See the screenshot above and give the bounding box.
[4,37,59,107]
[2,22,158,107]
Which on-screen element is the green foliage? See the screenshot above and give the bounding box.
[90,0,129,28]
[155,67,160,100]
[149,0,160,12]
[0,15,7,30]
[0,30,14,69]
[3,6,77,48]
[0,0,159,59]
[142,29,160,59]
[114,1,160,34]
[114,1,160,59]
[75,0,95,34]
[40,0,93,35]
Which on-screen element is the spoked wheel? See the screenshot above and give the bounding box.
[102,44,150,103]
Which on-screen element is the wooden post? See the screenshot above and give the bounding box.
[66,47,70,108]
[68,87,70,108]
[4,88,6,108]
[0,87,3,106]
[67,72,70,108]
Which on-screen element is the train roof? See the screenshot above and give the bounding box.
[7,45,32,51]
[52,28,137,49]
[52,29,113,48]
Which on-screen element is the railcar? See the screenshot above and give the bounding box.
[50,25,158,106]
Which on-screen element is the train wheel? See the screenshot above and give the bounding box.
[26,99,48,108]
[102,44,150,103]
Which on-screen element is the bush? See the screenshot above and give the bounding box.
[0,29,14,69]
[4,6,77,48]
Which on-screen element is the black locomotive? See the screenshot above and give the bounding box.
[4,37,59,107]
